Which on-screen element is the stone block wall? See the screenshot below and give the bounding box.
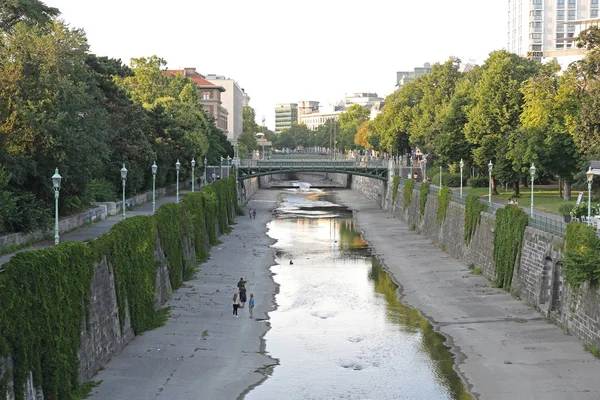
[354,180,600,347]
[350,174,385,204]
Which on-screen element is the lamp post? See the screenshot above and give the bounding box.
[220,156,224,179]
[459,159,464,198]
[120,164,127,220]
[203,157,207,186]
[175,159,181,203]
[530,163,536,216]
[488,160,493,204]
[191,158,196,192]
[439,165,442,187]
[587,167,594,225]
[226,155,231,178]
[151,161,157,213]
[52,168,62,245]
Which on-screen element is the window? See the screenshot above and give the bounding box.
[593,9,599,17]
[557,10,565,20]
[203,92,210,100]
[532,44,542,50]
[593,0,599,7]
[534,10,543,20]
[557,0,565,8]
[557,33,565,38]
[533,0,542,8]
[557,23,565,32]
[567,10,576,20]
[567,0,575,8]
[567,24,576,31]
[556,41,564,49]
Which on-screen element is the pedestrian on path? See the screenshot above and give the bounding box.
[252,209,256,219]
[232,292,240,317]
[240,285,247,308]
[237,277,246,291]
[249,208,253,219]
[249,293,254,319]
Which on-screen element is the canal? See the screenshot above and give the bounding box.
[245,189,472,400]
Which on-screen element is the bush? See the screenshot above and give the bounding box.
[558,202,576,217]
[563,222,600,286]
[85,179,117,202]
[430,172,464,187]
[0,191,50,234]
[468,176,489,188]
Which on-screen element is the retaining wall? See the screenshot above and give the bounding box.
[352,177,600,348]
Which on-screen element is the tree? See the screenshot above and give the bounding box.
[338,104,370,151]
[0,0,59,33]
[355,120,372,149]
[238,106,259,156]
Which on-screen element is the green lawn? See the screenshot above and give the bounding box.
[460,186,577,216]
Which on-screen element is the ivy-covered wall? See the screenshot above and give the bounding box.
[0,176,238,400]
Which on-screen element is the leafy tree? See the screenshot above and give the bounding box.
[354,120,372,149]
[338,104,370,151]
[0,0,59,32]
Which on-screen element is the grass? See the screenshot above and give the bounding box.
[471,267,483,275]
[586,343,600,358]
[461,186,578,216]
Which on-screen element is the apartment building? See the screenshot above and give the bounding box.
[164,68,228,133]
[300,105,342,131]
[507,0,600,63]
[274,103,298,133]
[206,75,244,142]
[396,63,432,88]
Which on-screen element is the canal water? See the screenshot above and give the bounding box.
[246,189,471,400]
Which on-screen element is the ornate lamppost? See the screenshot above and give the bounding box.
[587,167,594,225]
[488,160,493,204]
[175,159,181,203]
[152,161,157,213]
[459,159,464,198]
[191,158,196,192]
[530,163,536,216]
[52,168,62,245]
[203,156,207,186]
[120,164,128,220]
[220,156,224,179]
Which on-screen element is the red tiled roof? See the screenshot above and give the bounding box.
[163,69,225,91]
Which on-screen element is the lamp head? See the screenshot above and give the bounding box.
[151,161,157,175]
[204,156,207,165]
[488,160,493,172]
[52,168,62,190]
[120,164,128,180]
[175,159,180,171]
[191,158,196,168]
[530,163,536,177]
[587,167,594,183]
[459,159,464,168]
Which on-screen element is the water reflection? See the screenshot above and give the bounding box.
[246,190,471,400]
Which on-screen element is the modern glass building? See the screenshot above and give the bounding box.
[274,103,298,133]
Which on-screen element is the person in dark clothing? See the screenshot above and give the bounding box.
[240,286,247,308]
[237,277,246,291]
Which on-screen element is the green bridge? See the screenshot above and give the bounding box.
[237,159,389,181]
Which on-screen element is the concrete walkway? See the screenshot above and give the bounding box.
[89,190,279,400]
[0,193,187,267]
[336,189,600,400]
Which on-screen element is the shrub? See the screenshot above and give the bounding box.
[468,176,489,188]
[85,179,117,202]
[464,195,488,245]
[419,182,430,217]
[431,173,464,187]
[404,179,414,209]
[437,187,451,223]
[563,222,600,286]
[493,205,529,290]
[392,176,400,204]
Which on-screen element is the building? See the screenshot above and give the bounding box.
[242,89,251,107]
[300,105,342,131]
[507,0,600,64]
[206,75,244,142]
[297,100,320,124]
[343,93,384,107]
[274,103,298,133]
[396,63,432,88]
[164,68,228,133]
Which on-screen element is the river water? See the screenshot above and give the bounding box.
[245,189,471,400]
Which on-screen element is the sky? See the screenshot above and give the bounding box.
[43,0,507,130]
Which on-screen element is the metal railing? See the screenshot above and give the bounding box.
[239,159,387,168]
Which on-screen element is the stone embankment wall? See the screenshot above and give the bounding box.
[351,177,600,348]
[241,177,260,203]
[0,183,182,252]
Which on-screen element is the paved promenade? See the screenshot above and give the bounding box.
[336,189,600,400]
[89,190,279,400]
[0,193,185,266]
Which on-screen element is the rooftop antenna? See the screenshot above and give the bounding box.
[262,115,266,133]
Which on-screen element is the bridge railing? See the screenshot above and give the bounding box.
[238,159,388,168]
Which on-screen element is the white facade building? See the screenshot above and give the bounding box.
[507,0,599,65]
[300,105,341,131]
[206,75,244,142]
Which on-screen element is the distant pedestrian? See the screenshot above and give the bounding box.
[252,209,256,219]
[508,199,514,205]
[249,293,254,319]
[237,277,247,291]
[240,286,247,308]
[514,200,519,207]
[232,292,240,317]
[407,173,411,179]
[249,208,253,219]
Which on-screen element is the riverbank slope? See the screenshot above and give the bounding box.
[89,190,280,400]
[335,189,600,400]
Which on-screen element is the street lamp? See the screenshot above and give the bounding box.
[52,168,62,245]
[220,156,224,179]
[459,159,464,198]
[120,164,127,220]
[152,161,158,213]
[530,163,536,216]
[191,158,196,192]
[175,159,181,203]
[587,167,594,225]
[203,156,207,186]
[488,160,493,204]
[439,165,442,187]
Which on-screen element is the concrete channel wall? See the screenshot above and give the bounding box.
[350,176,600,348]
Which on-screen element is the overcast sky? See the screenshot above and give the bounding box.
[43,0,507,130]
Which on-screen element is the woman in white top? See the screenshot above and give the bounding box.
[232,292,240,317]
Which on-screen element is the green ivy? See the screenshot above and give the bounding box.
[464,195,488,245]
[0,176,239,400]
[493,205,529,290]
[0,242,94,400]
[404,179,414,209]
[392,176,400,204]
[437,187,451,223]
[563,222,600,287]
[419,182,430,217]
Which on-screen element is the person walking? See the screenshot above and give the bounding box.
[237,277,247,291]
[249,208,252,219]
[248,293,254,319]
[252,209,256,220]
[240,286,247,309]
[232,292,240,317]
